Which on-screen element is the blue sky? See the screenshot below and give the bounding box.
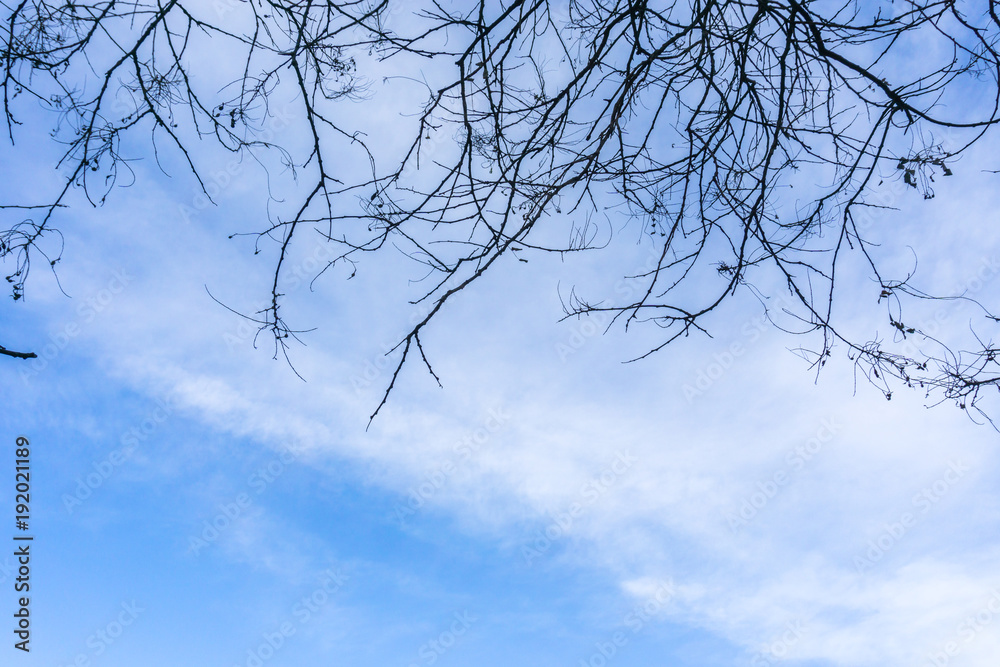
[3,3,1000,666]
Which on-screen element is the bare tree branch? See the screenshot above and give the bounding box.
[3,0,999,423]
